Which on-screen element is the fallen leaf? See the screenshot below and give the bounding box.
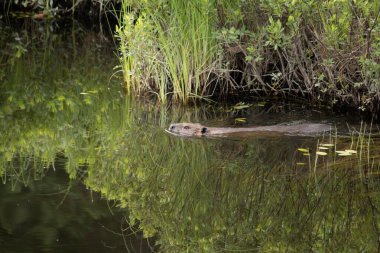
[320,143,334,147]
[298,148,309,153]
[336,151,352,156]
[235,118,247,123]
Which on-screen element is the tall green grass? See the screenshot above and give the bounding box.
[115,0,222,104]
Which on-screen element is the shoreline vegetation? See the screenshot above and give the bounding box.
[114,0,380,113]
[4,3,380,252]
[1,0,380,114]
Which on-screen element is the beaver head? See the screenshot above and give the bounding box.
[168,123,208,136]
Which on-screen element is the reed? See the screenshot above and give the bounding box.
[115,0,221,104]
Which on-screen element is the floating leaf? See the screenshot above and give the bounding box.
[320,143,334,147]
[316,151,327,156]
[318,147,329,150]
[235,118,247,123]
[345,149,357,154]
[297,148,309,153]
[338,153,352,156]
[296,162,306,165]
[233,103,251,110]
[336,151,352,156]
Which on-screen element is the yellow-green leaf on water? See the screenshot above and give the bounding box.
[338,153,352,156]
[296,162,306,165]
[303,153,310,156]
[297,148,309,153]
[316,151,327,156]
[235,118,247,123]
[320,143,334,147]
[233,102,251,110]
[345,149,357,154]
[336,151,352,156]
[318,147,329,150]
[234,105,250,110]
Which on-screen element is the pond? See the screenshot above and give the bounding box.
[1,21,380,252]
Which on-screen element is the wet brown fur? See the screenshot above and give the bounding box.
[168,122,331,137]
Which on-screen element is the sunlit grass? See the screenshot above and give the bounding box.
[115,0,221,104]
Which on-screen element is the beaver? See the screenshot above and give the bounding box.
[167,122,331,137]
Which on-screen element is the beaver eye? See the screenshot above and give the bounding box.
[170,126,175,130]
[184,126,190,129]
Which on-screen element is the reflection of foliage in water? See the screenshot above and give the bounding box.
[2,21,380,253]
[0,166,136,253]
[0,22,154,252]
[84,127,380,252]
[3,79,380,251]
[0,20,120,179]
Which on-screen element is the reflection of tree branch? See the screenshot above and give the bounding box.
[346,173,353,234]
[302,174,328,225]
[365,181,380,252]
[63,0,86,14]
[56,180,74,208]
[121,217,132,253]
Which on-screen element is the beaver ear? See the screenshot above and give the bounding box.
[201,127,208,134]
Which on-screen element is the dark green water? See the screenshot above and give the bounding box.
[1,21,380,252]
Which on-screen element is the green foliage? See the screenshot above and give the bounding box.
[116,0,380,112]
[265,16,286,50]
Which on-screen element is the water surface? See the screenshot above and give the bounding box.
[1,20,379,253]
